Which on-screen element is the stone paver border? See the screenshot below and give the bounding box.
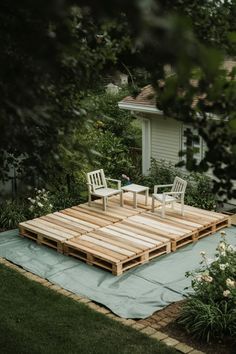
[0,257,205,354]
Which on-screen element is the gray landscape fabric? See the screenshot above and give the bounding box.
[0,227,235,318]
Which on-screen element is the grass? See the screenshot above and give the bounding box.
[0,264,178,354]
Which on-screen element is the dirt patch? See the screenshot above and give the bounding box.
[137,301,235,354]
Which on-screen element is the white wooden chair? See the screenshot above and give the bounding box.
[152,176,187,218]
[86,169,123,211]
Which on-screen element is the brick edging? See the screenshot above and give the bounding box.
[0,257,204,354]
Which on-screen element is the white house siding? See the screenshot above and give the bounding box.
[139,112,235,205]
[150,115,182,165]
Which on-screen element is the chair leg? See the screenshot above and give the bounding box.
[120,191,123,207]
[145,189,149,206]
[88,193,92,207]
[161,203,165,218]
[103,197,107,212]
[181,199,184,216]
[152,196,155,212]
[134,192,137,208]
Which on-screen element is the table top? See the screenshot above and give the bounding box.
[121,183,149,193]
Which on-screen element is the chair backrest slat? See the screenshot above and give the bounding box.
[171,176,187,197]
[87,169,107,191]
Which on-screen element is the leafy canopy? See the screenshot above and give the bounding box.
[1,0,236,199]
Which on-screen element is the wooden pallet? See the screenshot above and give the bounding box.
[18,208,105,252]
[19,219,78,253]
[125,205,230,251]
[173,204,231,238]
[122,215,196,251]
[64,230,171,275]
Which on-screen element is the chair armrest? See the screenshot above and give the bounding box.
[106,178,121,189]
[154,184,173,194]
[163,191,185,196]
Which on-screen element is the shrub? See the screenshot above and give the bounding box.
[28,189,53,218]
[82,89,141,148]
[81,89,142,179]
[138,159,217,210]
[184,172,217,210]
[178,298,236,343]
[0,201,26,230]
[50,187,87,211]
[90,130,136,179]
[178,231,236,342]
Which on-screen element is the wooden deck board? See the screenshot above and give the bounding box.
[72,205,121,223]
[19,199,230,275]
[88,231,142,253]
[41,215,87,234]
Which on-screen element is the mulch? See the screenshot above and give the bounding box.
[136,301,235,354]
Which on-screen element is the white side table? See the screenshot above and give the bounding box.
[121,183,149,208]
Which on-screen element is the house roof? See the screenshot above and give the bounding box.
[120,84,156,107]
[118,60,236,114]
[118,85,162,114]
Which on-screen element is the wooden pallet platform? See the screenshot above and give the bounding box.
[64,230,171,276]
[18,198,230,275]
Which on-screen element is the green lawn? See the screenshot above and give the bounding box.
[0,264,177,354]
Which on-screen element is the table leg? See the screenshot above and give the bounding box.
[134,192,137,208]
[145,189,149,205]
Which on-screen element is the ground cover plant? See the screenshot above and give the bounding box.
[0,264,178,354]
[178,231,236,343]
[0,201,27,231]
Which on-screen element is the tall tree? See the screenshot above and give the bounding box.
[1,0,236,199]
[0,1,131,185]
[158,0,236,55]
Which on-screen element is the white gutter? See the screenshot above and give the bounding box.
[118,102,221,121]
[118,101,163,115]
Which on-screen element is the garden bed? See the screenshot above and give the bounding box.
[165,302,234,354]
[138,301,235,354]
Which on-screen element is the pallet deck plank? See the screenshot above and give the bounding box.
[24,219,74,239]
[101,227,157,248]
[88,231,142,253]
[68,238,128,261]
[41,215,87,234]
[81,235,135,257]
[93,230,146,251]
[72,205,121,223]
[60,210,101,230]
[106,225,162,246]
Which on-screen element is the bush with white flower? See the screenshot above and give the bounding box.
[121,174,131,186]
[178,231,236,342]
[28,188,53,218]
